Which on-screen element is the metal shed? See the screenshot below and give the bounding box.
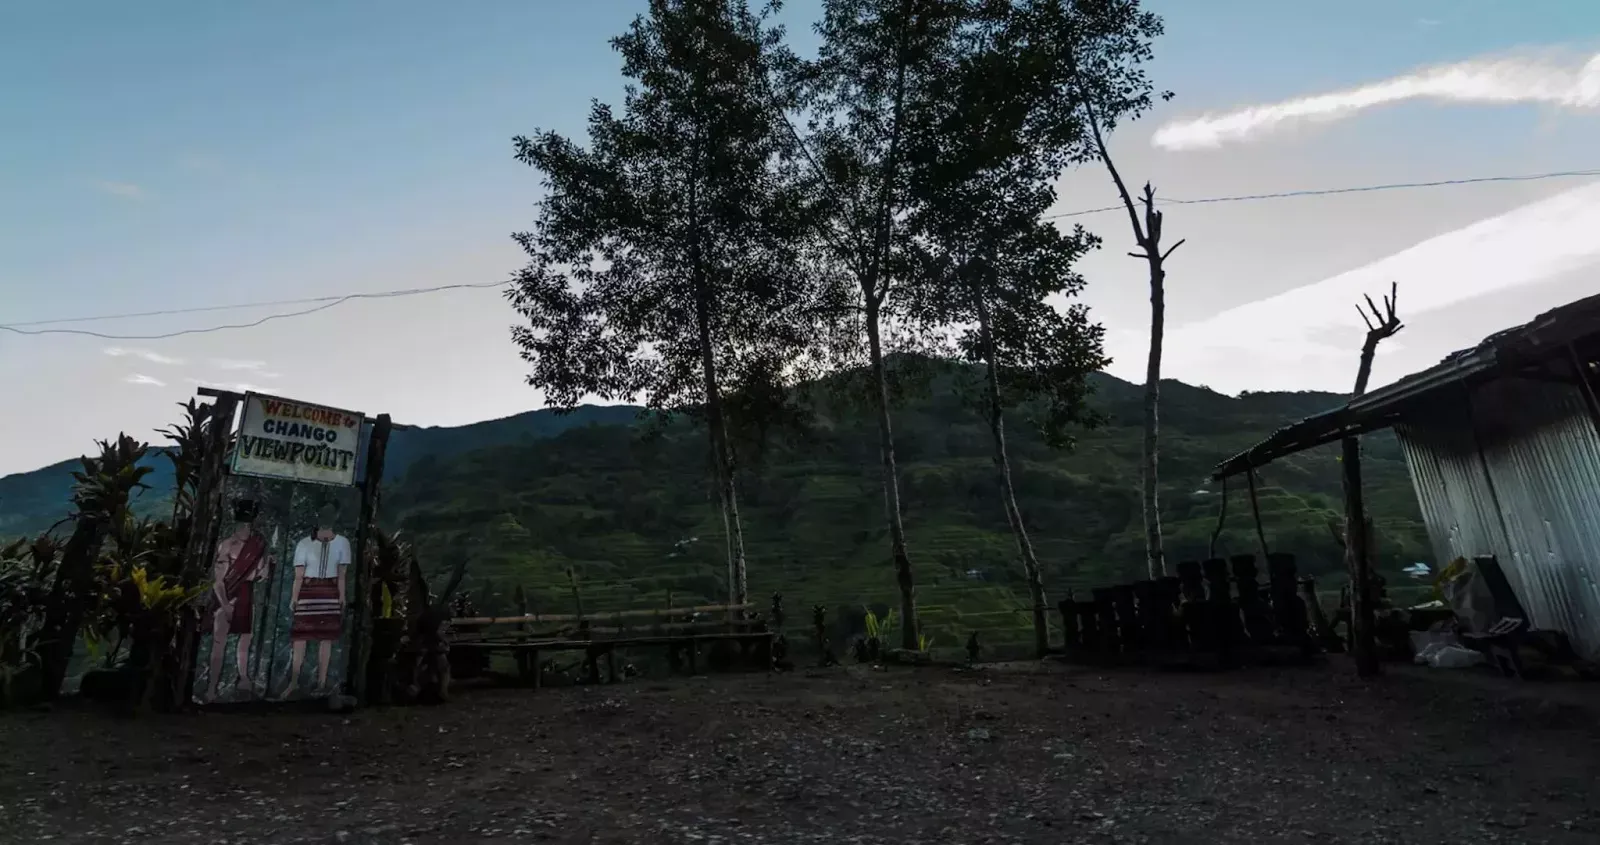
[1212,293,1600,659]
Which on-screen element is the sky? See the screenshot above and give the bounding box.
[3,0,1600,477]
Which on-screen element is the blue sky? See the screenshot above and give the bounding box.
[3,0,1600,475]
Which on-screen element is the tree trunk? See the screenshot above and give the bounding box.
[850,1,918,652]
[1080,98,1173,583]
[864,298,919,651]
[34,517,111,699]
[1140,260,1166,579]
[1341,438,1379,676]
[975,288,1049,658]
[1343,330,1385,677]
[698,324,749,609]
[687,130,749,610]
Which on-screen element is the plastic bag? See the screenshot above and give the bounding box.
[1410,631,1456,664]
[1427,645,1485,669]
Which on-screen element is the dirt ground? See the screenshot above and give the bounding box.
[2,660,1598,845]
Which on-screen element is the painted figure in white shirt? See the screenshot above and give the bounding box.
[279,504,351,699]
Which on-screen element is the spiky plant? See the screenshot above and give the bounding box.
[372,529,416,621]
[156,399,218,521]
[0,535,61,704]
[35,434,156,699]
[70,434,153,522]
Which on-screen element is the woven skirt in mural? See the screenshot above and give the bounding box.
[291,578,344,640]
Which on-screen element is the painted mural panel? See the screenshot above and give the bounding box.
[193,473,361,704]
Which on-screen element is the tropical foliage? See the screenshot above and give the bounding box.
[1,402,225,708]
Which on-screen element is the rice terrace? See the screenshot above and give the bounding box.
[5,1,1600,844]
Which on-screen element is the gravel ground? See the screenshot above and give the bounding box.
[2,660,1597,844]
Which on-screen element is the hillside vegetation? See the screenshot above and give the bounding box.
[380,371,1429,647]
[1,370,1428,648]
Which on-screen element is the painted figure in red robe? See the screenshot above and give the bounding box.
[204,498,273,702]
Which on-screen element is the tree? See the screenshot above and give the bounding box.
[900,9,1109,658]
[802,0,976,652]
[1343,283,1402,678]
[1041,0,1171,579]
[508,0,813,610]
[802,0,1166,647]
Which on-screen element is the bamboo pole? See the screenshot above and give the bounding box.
[452,602,754,627]
[346,413,392,706]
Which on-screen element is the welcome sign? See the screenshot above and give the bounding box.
[232,393,364,487]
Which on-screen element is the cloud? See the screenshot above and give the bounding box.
[209,358,281,378]
[185,377,269,394]
[210,358,266,371]
[1144,179,1600,393]
[103,346,184,365]
[123,373,167,387]
[96,181,146,199]
[1153,49,1600,150]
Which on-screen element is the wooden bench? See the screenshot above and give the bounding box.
[448,603,773,686]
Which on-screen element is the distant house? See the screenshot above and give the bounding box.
[1212,294,1600,659]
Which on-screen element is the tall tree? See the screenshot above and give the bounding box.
[802,0,975,650]
[900,2,1133,657]
[508,0,812,609]
[1343,283,1402,678]
[1021,0,1170,579]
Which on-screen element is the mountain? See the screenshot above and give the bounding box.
[377,371,1428,646]
[0,404,641,537]
[0,371,1429,648]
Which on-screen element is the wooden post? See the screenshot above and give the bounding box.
[1245,469,1271,561]
[1155,576,1183,649]
[1202,558,1238,666]
[1111,584,1140,658]
[1176,561,1207,652]
[175,393,238,707]
[1341,284,1400,678]
[1091,588,1119,662]
[1230,556,1274,645]
[1343,444,1380,677]
[1131,580,1161,652]
[1266,553,1313,654]
[1057,597,1079,652]
[1075,598,1100,660]
[347,414,392,705]
[513,585,532,683]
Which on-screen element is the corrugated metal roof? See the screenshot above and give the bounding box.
[1213,291,1600,479]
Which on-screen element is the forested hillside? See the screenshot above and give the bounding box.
[1,368,1428,648]
[378,371,1429,646]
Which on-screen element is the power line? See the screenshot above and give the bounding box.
[1043,167,1600,219]
[0,280,511,340]
[5,166,1597,341]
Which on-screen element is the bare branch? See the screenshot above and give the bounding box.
[1361,293,1380,320]
[1081,97,1148,247]
[1160,238,1186,261]
[1358,305,1375,332]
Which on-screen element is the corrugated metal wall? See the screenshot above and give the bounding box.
[1395,378,1600,660]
